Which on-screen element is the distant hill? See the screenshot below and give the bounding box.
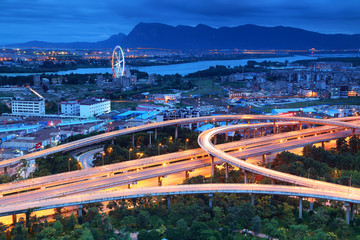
[6,23,360,50]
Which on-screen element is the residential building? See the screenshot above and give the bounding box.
[79,98,111,118]
[11,98,45,116]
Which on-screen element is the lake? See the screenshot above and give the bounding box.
[0,55,318,77]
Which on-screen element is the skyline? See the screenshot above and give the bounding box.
[1,0,360,44]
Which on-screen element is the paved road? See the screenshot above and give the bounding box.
[77,148,103,169]
[1,115,359,168]
[2,183,360,216]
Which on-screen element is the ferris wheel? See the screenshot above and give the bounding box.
[112,45,125,78]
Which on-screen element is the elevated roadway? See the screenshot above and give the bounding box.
[2,115,360,168]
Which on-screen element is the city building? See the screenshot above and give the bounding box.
[61,100,80,116]
[79,98,111,118]
[61,98,111,118]
[11,98,45,116]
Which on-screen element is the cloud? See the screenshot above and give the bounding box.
[0,0,360,44]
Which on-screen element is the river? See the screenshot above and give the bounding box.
[0,55,320,77]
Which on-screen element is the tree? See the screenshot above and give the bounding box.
[252,216,261,235]
[11,221,27,240]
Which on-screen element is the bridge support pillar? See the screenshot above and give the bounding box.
[225,163,229,181]
[158,176,162,186]
[155,128,157,140]
[309,198,314,212]
[299,197,303,219]
[149,132,152,145]
[244,171,248,184]
[12,214,16,225]
[211,156,215,178]
[4,166,7,175]
[351,203,354,221]
[299,123,303,131]
[78,204,83,219]
[209,193,213,209]
[251,194,255,205]
[175,125,178,140]
[111,139,114,145]
[345,202,351,224]
[185,170,189,179]
[132,133,135,147]
[214,135,217,145]
[260,127,263,137]
[262,154,266,164]
[167,196,171,211]
[353,128,356,136]
[322,141,325,149]
[244,129,247,139]
[271,179,275,185]
[225,131,228,142]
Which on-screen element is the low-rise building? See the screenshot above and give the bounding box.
[11,98,45,116]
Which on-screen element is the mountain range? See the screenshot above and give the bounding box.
[6,22,360,50]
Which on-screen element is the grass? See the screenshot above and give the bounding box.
[183,78,227,98]
[111,101,139,110]
[251,97,360,114]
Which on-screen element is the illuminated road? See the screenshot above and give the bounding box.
[77,148,102,169]
[198,123,358,192]
[1,115,360,218]
[0,126,356,209]
[2,115,359,168]
[1,184,360,216]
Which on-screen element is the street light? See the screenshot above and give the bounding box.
[248,105,251,114]
[68,157,71,172]
[129,148,133,161]
[185,138,189,149]
[158,143,161,155]
[102,152,105,166]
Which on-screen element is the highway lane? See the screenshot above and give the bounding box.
[2,115,360,168]
[198,123,360,192]
[0,122,302,195]
[0,121,349,196]
[77,148,102,169]
[0,128,356,207]
[2,183,360,216]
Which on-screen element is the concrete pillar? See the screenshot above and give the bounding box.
[225,131,228,142]
[78,204,83,218]
[273,120,276,134]
[111,139,114,145]
[214,135,217,145]
[244,129,247,139]
[12,214,16,225]
[310,198,314,211]
[353,128,356,136]
[248,120,251,124]
[299,123,303,130]
[351,203,354,221]
[158,176,162,186]
[244,171,248,184]
[211,156,215,178]
[185,170,189,179]
[209,193,213,209]
[225,163,229,181]
[167,196,171,211]
[260,127,263,137]
[155,128,157,140]
[149,132,152,145]
[132,133,135,147]
[262,154,266,164]
[345,202,350,224]
[321,141,325,148]
[271,179,275,184]
[251,194,255,205]
[299,197,303,219]
[4,167,7,174]
[175,125,178,140]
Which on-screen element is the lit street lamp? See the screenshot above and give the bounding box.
[68,157,71,172]
[185,138,189,149]
[158,143,161,155]
[129,148,133,161]
[102,152,105,166]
